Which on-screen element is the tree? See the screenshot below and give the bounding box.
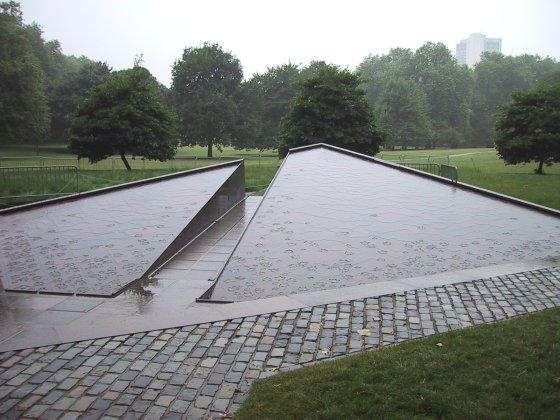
[232,78,264,150]
[357,48,414,106]
[69,66,178,170]
[171,43,242,157]
[49,57,111,142]
[379,78,433,150]
[494,82,560,174]
[257,63,301,150]
[278,64,384,157]
[471,52,560,146]
[233,63,302,151]
[411,42,473,135]
[357,44,473,147]
[0,1,49,144]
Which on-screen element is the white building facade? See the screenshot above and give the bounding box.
[456,33,502,67]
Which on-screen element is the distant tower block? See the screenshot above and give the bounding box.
[456,33,502,67]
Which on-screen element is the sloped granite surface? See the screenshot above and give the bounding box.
[211,146,560,301]
[0,163,244,296]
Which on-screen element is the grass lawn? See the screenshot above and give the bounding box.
[237,308,560,420]
[379,148,560,210]
[1,145,559,209]
[0,143,277,158]
[0,144,280,208]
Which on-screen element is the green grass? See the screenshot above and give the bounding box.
[0,143,277,158]
[2,145,559,210]
[378,148,560,210]
[0,144,280,207]
[237,308,560,420]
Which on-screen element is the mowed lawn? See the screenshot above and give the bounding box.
[237,308,560,420]
[0,144,280,207]
[379,148,560,210]
[1,145,558,209]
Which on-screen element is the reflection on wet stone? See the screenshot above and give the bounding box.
[0,163,245,296]
[210,145,560,302]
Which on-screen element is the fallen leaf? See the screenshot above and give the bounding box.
[321,348,331,355]
[269,366,280,372]
[217,412,234,419]
[357,329,371,336]
[436,342,443,347]
[308,323,322,332]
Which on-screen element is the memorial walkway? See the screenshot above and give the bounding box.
[0,262,558,418]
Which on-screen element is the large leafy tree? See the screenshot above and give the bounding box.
[171,43,242,157]
[471,52,560,146]
[494,82,560,175]
[412,42,473,134]
[255,63,301,150]
[379,78,433,150]
[358,47,414,106]
[49,57,112,143]
[278,64,384,157]
[0,1,49,144]
[69,66,178,170]
[358,44,473,148]
[233,63,302,151]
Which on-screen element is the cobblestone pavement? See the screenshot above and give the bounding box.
[0,267,558,419]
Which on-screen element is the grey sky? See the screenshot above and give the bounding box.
[19,0,560,87]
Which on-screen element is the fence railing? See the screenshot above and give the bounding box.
[0,154,280,208]
[396,163,440,176]
[0,154,276,170]
[396,162,458,182]
[0,165,79,203]
[440,164,458,182]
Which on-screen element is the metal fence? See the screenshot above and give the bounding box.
[397,162,458,182]
[440,164,458,182]
[0,154,276,171]
[0,165,79,203]
[396,163,441,176]
[0,154,280,208]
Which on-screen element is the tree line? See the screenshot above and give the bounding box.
[2,1,560,160]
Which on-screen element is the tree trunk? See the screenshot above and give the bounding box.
[207,142,213,158]
[536,159,544,175]
[120,152,132,171]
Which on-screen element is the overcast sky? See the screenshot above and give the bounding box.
[19,0,560,87]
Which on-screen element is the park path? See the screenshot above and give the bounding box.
[447,151,492,158]
[0,266,558,419]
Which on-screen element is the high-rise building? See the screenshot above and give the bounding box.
[456,33,502,67]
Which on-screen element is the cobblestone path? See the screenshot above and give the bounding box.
[0,267,558,419]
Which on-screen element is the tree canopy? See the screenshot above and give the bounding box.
[4,3,560,155]
[0,1,49,144]
[278,64,384,157]
[171,42,242,157]
[358,43,473,149]
[494,82,560,174]
[240,63,302,150]
[471,52,560,146]
[49,57,112,143]
[69,66,178,170]
[379,78,434,150]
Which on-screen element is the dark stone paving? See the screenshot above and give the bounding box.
[0,163,244,296]
[211,145,560,301]
[0,267,558,419]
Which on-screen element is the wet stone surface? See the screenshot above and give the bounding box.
[0,267,558,419]
[211,146,560,301]
[0,164,243,296]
